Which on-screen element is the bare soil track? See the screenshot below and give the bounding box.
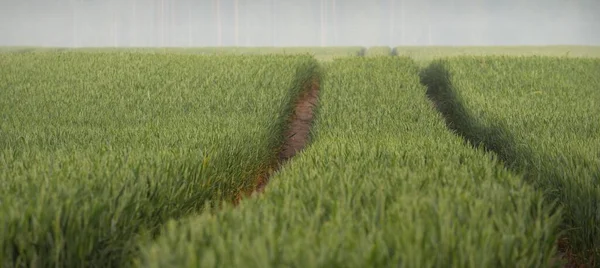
[278,78,320,163]
[555,238,597,268]
[234,77,320,203]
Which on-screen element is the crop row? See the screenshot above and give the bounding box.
[137,57,560,267]
[2,52,597,267]
[392,46,600,66]
[420,56,600,261]
[0,47,365,61]
[0,52,319,267]
[4,46,600,63]
[364,46,393,57]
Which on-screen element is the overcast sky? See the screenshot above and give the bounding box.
[0,0,599,47]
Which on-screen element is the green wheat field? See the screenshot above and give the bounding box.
[1,46,599,267]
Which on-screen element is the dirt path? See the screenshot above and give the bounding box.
[253,78,320,193]
[231,77,320,205]
[278,79,320,162]
[554,238,597,268]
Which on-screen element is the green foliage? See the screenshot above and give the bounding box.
[421,56,600,259]
[3,48,596,267]
[0,52,319,267]
[395,46,600,66]
[0,47,67,53]
[48,47,364,61]
[364,46,392,57]
[138,57,561,268]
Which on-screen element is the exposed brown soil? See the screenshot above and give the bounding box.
[278,79,320,162]
[553,237,597,268]
[257,78,320,192]
[233,77,320,204]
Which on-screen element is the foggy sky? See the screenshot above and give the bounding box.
[0,0,599,47]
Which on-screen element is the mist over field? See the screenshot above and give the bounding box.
[0,0,599,47]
